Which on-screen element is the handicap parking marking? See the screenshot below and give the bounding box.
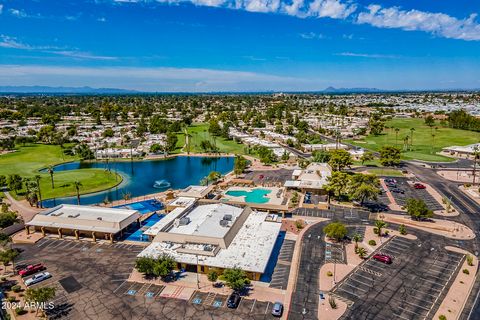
[145,291,155,299]
[212,300,223,307]
[127,289,137,296]
[192,298,202,304]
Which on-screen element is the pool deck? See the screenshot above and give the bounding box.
[222,186,285,206]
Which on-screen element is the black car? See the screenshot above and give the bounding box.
[390,188,404,194]
[227,292,241,308]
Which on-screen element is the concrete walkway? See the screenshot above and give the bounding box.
[3,191,40,222]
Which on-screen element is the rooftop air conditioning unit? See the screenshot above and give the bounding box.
[97,217,103,220]
[219,219,229,227]
[178,217,190,226]
[223,214,233,221]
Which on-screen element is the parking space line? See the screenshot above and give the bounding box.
[363,263,386,272]
[347,277,374,289]
[337,288,360,298]
[37,239,52,247]
[343,281,367,292]
[264,301,270,315]
[399,299,431,311]
[44,240,59,249]
[352,272,375,282]
[410,287,441,298]
[250,299,256,313]
[396,306,425,317]
[385,244,408,252]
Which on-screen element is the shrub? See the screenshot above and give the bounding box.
[467,255,474,266]
[7,296,16,303]
[326,271,333,277]
[207,270,218,283]
[328,296,337,309]
[368,240,377,246]
[11,285,21,293]
[439,315,447,320]
[15,307,27,315]
[295,220,304,230]
[463,269,470,275]
[1,277,6,281]
[384,230,389,236]
[373,227,379,234]
[398,224,407,235]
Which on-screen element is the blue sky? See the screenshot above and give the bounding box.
[0,0,479,92]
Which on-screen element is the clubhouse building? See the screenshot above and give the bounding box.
[26,204,141,243]
[139,201,282,280]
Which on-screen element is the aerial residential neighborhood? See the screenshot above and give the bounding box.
[2,1,480,320]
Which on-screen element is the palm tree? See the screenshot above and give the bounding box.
[352,233,362,250]
[403,136,409,151]
[375,220,387,237]
[47,166,55,189]
[431,133,436,154]
[73,181,82,205]
[35,175,43,208]
[357,247,367,259]
[183,128,192,155]
[207,171,222,185]
[409,128,415,150]
[394,128,400,147]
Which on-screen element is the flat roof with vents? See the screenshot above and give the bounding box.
[168,203,243,238]
[27,204,141,234]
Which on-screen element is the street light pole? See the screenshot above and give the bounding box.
[196,254,200,289]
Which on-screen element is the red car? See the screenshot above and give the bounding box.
[413,183,426,189]
[372,254,392,264]
[18,264,46,277]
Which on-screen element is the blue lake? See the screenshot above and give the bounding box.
[41,156,233,207]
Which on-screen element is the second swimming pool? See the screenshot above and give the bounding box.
[225,188,272,204]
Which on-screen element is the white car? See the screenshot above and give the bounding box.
[24,272,52,286]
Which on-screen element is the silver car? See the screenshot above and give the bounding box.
[24,272,52,286]
[271,302,283,317]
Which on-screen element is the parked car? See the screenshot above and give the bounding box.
[372,254,392,264]
[385,178,397,184]
[227,292,241,308]
[390,188,404,194]
[413,183,426,189]
[24,272,52,286]
[18,264,46,277]
[271,302,284,317]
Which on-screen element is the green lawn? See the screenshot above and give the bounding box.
[347,118,480,162]
[0,144,121,200]
[364,168,404,177]
[175,123,246,154]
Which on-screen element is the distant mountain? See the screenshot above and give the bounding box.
[323,86,384,93]
[0,86,138,94]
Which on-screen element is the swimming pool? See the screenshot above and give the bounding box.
[122,213,164,242]
[113,199,163,215]
[225,188,272,204]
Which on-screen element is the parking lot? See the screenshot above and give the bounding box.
[382,177,444,211]
[332,236,464,320]
[292,206,371,221]
[244,169,293,186]
[189,291,279,319]
[14,238,284,319]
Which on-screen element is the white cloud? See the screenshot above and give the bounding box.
[97,17,107,22]
[336,52,399,59]
[308,0,356,19]
[357,4,480,41]
[244,0,281,13]
[0,5,3,15]
[0,35,117,60]
[9,8,27,18]
[299,31,326,39]
[0,64,307,92]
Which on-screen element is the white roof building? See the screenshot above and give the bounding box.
[284,162,332,191]
[27,204,141,234]
[139,203,282,274]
